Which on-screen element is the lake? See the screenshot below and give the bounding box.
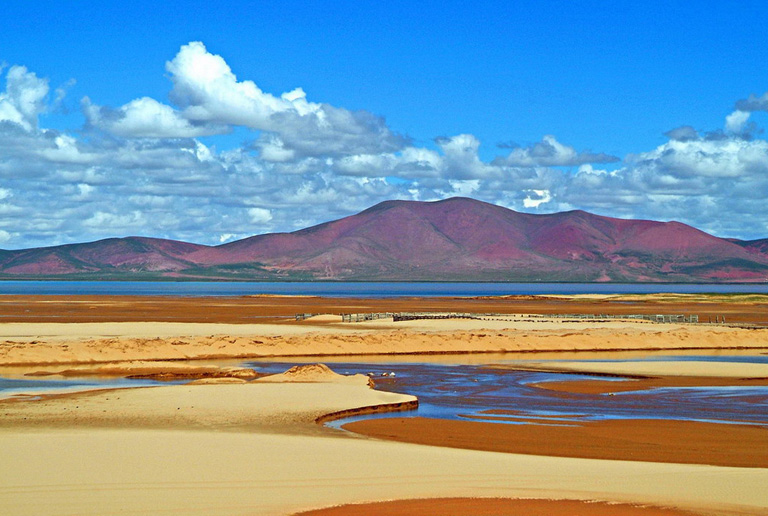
[0,280,767,297]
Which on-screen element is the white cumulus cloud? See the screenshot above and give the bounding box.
[247,207,272,225]
[725,110,751,134]
[0,65,49,131]
[165,42,407,157]
[523,189,552,208]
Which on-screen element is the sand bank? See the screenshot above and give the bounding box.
[21,360,260,379]
[2,319,768,366]
[2,380,768,516]
[531,375,768,394]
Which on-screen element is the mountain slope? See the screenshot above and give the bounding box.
[0,237,207,276]
[1,198,767,282]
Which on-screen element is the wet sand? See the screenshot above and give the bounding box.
[0,293,766,324]
[343,416,768,468]
[294,497,704,516]
[533,375,768,394]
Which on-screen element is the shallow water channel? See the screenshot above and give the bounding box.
[0,375,179,400]
[245,353,768,429]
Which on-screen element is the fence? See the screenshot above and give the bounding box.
[341,312,394,323]
[333,312,700,324]
[539,313,699,323]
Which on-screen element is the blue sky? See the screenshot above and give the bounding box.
[1,0,768,248]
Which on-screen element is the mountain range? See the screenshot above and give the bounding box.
[2,197,767,282]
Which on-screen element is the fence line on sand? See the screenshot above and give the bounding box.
[332,312,701,324]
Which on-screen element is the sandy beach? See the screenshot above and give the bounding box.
[1,294,768,515]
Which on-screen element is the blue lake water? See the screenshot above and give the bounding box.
[0,280,767,297]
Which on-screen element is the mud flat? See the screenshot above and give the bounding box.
[0,293,766,325]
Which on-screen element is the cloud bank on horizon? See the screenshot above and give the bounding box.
[1,41,767,248]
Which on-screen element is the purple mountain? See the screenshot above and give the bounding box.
[2,197,767,282]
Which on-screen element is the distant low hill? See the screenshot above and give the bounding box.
[2,197,768,282]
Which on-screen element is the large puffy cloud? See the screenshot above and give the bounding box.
[166,41,299,126]
[493,135,619,167]
[0,65,49,131]
[89,42,408,159]
[166,42,408,157]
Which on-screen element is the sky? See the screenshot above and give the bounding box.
[1,0,768,249]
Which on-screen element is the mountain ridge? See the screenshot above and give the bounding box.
[2,197,767,282]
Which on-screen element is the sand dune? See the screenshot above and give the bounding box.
[256,363,372,385]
